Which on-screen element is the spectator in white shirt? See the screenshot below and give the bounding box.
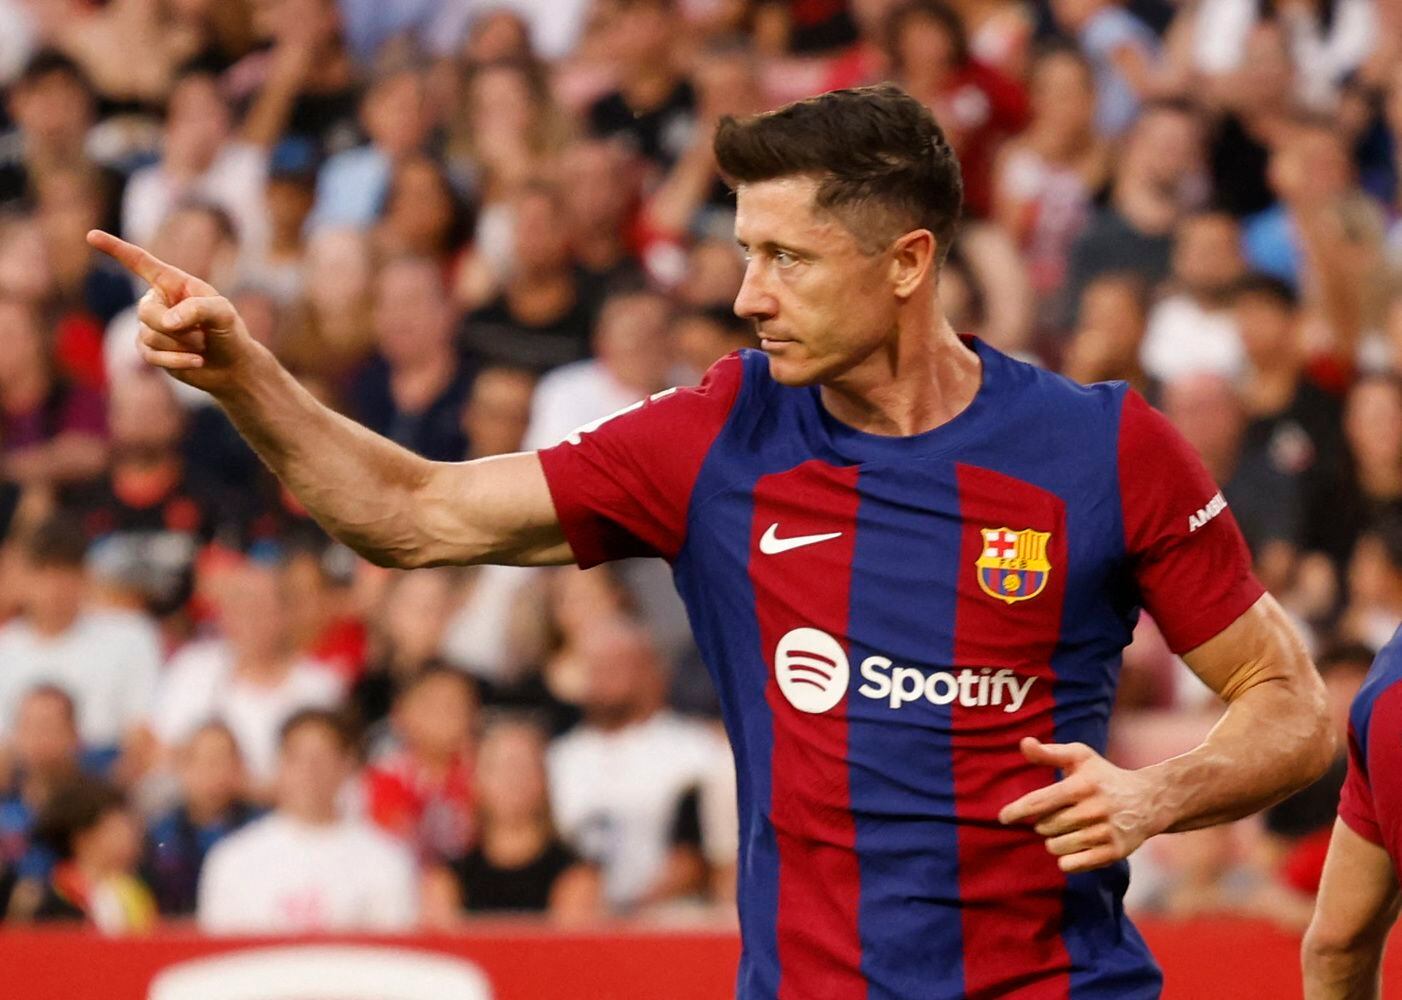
[0,516,161,779]
[150,557,343,792]
[198,708,418,933]
[548,616,732,911]
[1141,210,1248,384]
[523,286,676,450]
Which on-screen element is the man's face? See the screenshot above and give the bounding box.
[1173,214,1244,299]
[10,70,92,146]
[276,723,349,817]
[733,177,900,388]
[372,261,450,364]
[13,691,78,773]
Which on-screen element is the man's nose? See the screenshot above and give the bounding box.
[733,261,777,322]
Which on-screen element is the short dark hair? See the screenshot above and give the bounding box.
[16,49,90,92]
[1232,272,1299,310]
[713,82,963,260]
[278,707,357,754]
[34,777,126,860]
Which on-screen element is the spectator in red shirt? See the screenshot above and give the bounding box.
[0,296,107,494]
[884,0,1030,219]
[365,666,478,864]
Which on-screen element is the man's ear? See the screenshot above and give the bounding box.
[889,229,936,300]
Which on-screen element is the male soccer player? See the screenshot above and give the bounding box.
[1303,625,1402,998]
[92,84,1331,999]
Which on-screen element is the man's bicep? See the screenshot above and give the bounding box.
[416,453,575,568]
[1179,592,1316,703]
[1310,819,1401,954]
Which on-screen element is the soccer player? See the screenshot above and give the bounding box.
[1303,627,1402,998]
[91,83,1332,999]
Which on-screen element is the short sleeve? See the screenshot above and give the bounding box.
[1339,725,1382,845]
[1118,390,1264,653]
[537,353,745,568]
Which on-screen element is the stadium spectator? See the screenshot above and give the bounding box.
[364,667,478,863]
[119,64,277,271]
[0,296,107,490]
[991,43,1108,333]
[587,0,696,171]
[281,541,367,686]
[372,154,474,268]
[442,716,600,921]
[1049,0,1161,136]
[197,709,418,933]
[0,51,99,211]
[275,226,376,388]
[150,556,342,791]
[141,722,257,918]
[558,139,645,291]
[548,617,730,911]
[1338,516,1402,651]
[352,569,463,731]
[1061,271,1152,395]
[0,517,160,779]
[523,287,674,450]
[1232,274,1351,574]
[1339,374,1402,554]
[671,306,758,384]
[459,366,536,461]
[1061,99,1208,332]
[308,65,432,231]
[348,256,473,463]
[1139,210,1247,384]
[63,372,223,624]
[30,776,155,932]
[885,0,1029,219]
[0,685,81,920]
[1161,372,1304,593]
[460,182,597,373]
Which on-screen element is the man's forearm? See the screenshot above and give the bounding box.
[211,344,438,567]
[1304,946,1384,1000]
[1142,676,1333,834]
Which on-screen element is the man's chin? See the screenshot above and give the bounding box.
[764,353,822,388]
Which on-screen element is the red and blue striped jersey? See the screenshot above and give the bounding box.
[539,340,1263,1000]
[1338,626,1402,860]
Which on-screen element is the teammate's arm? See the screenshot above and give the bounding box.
[88,231,574,569]
[1302,819,1400,1000]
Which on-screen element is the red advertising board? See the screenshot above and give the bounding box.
[2,918,1399,998]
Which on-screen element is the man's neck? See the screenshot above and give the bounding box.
[818,319,982,438]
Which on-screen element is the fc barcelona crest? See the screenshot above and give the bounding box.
[976,527,1052,604]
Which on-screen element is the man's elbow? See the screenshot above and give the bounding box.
[1302,916,1382,975]
[1289,669,1338,788]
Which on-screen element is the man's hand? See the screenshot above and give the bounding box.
[87,230,257,396]
[998,737,1163,874]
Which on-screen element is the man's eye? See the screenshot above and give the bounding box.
[774,250,797,267]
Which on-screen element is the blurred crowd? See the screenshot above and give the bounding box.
[0,0,1399,937]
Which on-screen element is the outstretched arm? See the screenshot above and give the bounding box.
[1302,820,1400,1000]
[89,230,573,569]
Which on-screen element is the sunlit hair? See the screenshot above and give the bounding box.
[713,83,963,261]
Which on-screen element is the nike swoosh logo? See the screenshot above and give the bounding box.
[760,523,844,555]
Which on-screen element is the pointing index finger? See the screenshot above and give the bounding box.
[86,230,189,300]
[999,775,1088,826]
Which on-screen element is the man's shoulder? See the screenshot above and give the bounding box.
[205,812,282,866]
[1353,633,1402,734]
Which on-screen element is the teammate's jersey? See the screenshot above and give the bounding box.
[539,340,1263,1000]
[1338,626,1402,863]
